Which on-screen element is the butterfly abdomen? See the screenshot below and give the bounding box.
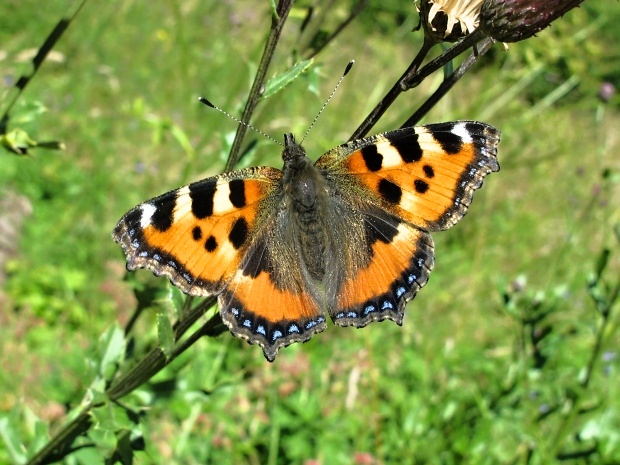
[286,167,330,281]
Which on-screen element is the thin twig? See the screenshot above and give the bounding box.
[548,270,619,458]
[226,0,294,171]
[349,36,435,140]
[401,37,495,127]
[305,0,369,60]
[0,0,88,132]
[401,28,486,90]
[350,28,487,140]
[26,310,227,465]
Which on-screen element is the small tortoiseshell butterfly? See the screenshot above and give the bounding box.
[113,121,500,361]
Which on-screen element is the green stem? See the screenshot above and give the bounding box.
[349,36,435,141]
[401,37,495,128]
[25,412,93,465]
[25,311,227,465]
[350,28,487,140]
[304,0,369,60]
[401,28,486,90]
[226,0,294,171]
[0,0,88,132]
[548,274,619,458]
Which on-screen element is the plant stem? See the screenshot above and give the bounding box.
[25,412,93,465]
[401,37,495,127]
[548,272,619,459]
[0,0,88,133]
[26,312,227,465]
[226,0,294,171]
[401,28,485,90]
[350,28,487,140]
[305,0,369,60]
[349,36,435,141]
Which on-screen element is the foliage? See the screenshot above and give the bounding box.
[0,0,619,464]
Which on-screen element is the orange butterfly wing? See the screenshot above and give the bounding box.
[112,167,282,295]
[113,165,327,361]
[316,121,500,325]
[113,121,499,361]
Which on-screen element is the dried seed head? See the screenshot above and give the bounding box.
[480,0,586,43]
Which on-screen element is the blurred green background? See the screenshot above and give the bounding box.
[1,1,619,464]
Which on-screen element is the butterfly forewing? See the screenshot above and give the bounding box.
[316,121,500,231]
[112,166,282,296]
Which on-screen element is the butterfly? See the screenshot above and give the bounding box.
[113,121,500,362]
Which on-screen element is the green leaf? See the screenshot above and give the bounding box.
[115,429,136,465]
[87,427,117,458]
[170,123,195,160]
[98,325,126,382]
[157,308,175,358]
[262,59,314,99]
[73,446,106,465]
[167,281,187,319]
[0,415,28,464]
[594,248,611,282]
[268,0,278,20]
[0,128,65,155]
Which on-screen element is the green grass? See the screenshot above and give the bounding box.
[1,1,619,464]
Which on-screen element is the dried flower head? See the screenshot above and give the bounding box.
[419,0,484,42]
[480,0,587,43]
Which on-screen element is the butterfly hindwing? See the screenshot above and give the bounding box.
[112,166,282,296]
[326,205,435,327]
[218,214,327,361]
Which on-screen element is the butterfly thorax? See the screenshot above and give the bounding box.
[281,133,329,281]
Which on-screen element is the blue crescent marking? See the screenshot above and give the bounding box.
[364,305,376,315]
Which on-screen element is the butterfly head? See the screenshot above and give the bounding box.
[282,133,308,166]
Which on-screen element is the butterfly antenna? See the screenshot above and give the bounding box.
[299,60,355,144]
[198,97,283,146]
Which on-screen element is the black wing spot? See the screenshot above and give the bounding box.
[150,197,175,232]
[414,179,429,194]
[241,238,275,279]
[378,178,402,204]
[189,178,216,219]
[192,226,202,241]
[229,217,249,250]
[422,164,435,178]
[361,145,383,171]
[364,212,399,247]
[390,132,423,163]
[205,235,218,252]
[229,179,246,208]
[433,130,463,154]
